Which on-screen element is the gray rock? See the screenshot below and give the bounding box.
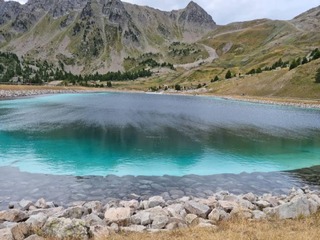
[130,211,151,226]
[197,219,218,229]
[24,235,45,240]
[185,214,198,226]
[8,203,15,209]
[104,207,132,226]
[29,207,64,217]
[166,204,185,219]
[208,208,229,223]
[256,200,271,209]
[26,213,48,231]
[83,201,103,213]
[264,196,311,219]
[0,222,17,230]
[0,228,13,240]
[166,222,178,230]
[119,200,139,211]
[148,196,165,208]
[82,213,106,226]
[184,201,210,218]
[252,210,267,220]
[19,200,34,211]
[89,225,111,239]
[42,217,89,240]
[242,192,256,202]
[11,222,31,240]
[217,201,239,212]
[34,198,47,209]
[57,206,88,219]
[308,198,319,214]
[151,215,169,229]
[121,225,146,232]
[0,210,28,222]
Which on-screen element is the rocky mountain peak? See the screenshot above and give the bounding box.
[102,0,130,24]
[178,1,216,27]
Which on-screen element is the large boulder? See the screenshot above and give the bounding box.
[120,225,146,232]
[148,196,165,208]
[82,213,106,226]
[119,200,139,211]
[217,201,239,213]
[26,213,48,231]
[0,228,14,240]
[89,225,111,239]
[208,208,229,223]
[264,196,311,219]
[166,204,186,219]
[184,201,210,218]
[104,207,132,226]
[19,200,34,211]
[11,222,31,240]
[130,211,151,226]
[34,199,48,209]
[151,215,169,229]
[57,206,89,219]
[41,217,90,240]
[0,210,28,222]
[83,201,103,213]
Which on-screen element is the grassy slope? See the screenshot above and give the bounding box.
[116,18,320,100]
[98,212,320,240]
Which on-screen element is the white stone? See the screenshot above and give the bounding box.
[0,210,28,222]
[11,222,31,240]
[0,228,13,240]
[152,215,169,229]
[242,192,256,202]
[184,201,210,218]
[185,214,198,226]
[131,211,151,226]
[104,207,132,226]
[35,198,48,209]
[121,225,146,232]
[252,210,267,220]
[148,196,165,208]
[19,199,34,211]
[119,200,139,210]
[26,213,48,230]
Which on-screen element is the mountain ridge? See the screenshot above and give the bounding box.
[0,0,217,73]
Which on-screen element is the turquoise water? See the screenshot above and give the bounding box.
[0,92,320,176]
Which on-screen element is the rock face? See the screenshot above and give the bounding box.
[0,0,216,73]
[0,187,319,239]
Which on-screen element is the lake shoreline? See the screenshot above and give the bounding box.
[1,85,319,109]
[1,184,319,239]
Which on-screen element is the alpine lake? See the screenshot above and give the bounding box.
[0,92,320,208]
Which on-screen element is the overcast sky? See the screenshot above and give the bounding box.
[10,0,320,24]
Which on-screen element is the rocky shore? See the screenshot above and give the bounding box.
[0,89,83,99]
[0,187,319,240]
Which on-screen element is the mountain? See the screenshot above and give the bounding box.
[0,0,216,74]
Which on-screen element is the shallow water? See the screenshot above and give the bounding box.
[0,92,320,176]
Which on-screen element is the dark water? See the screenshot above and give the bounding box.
[0,92,319,176]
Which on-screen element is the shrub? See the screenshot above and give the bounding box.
[225,70,232,79]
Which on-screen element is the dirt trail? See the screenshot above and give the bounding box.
[174,45,219,70]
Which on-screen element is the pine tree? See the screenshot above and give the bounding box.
[225,70,232,79]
